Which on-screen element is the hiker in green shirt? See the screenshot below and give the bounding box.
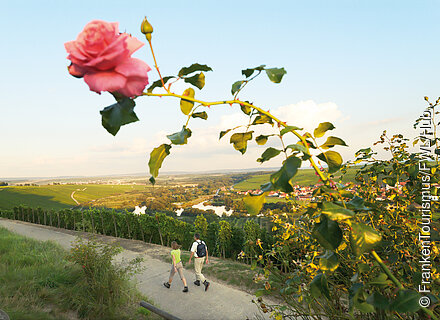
[163,241,188,292]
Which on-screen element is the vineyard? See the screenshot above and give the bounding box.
[0,206,272,262]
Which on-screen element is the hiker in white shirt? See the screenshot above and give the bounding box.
[188,233,210,291]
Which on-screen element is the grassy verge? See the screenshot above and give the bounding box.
[155,250,262,294]
[0,227,156,320]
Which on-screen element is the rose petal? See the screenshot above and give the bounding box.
[115,58,151,78]
[68,63,86,78]
[84,71,126,94]
[124,34,144,55]
[117,76,149,97]
[65,41,89,61]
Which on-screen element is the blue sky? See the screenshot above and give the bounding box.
[1,1,439,178]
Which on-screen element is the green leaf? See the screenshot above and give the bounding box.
[310,273,330,299]
[166,126,192,145]
[231,81,244,95]
[368,273,392,287]
[260,182,273,192]
[243,192,266,215]
[252,114,273,126]
[230,131,253,154]
[265,68,287,83]
[180,88,195,115]
[178,63,212,77]
[240,103,252,115]
[349,283,375,313]
[146,76,174,93]
[314,122,335,138]
[286,144,309,155]
[317,151,343,173]
[257,147,282,163]
[255,135,269,145]
[280,125,303,136]
[355,147,373,157]
[350,222,382,257]
[191,111,208,120]
[347,196,370,211]
[366,292,389,310]
[319,250,339,272]
[358,263,370,273]
[148,144,172,178]
[321,202,355,221]
[184,72,205,89]
[219,129,232,140]
[255,288,266,297]
[100,98,138,136]
[320,136,348,149]
[312,215,343,250]
[389,290,421,313]
[270,156,302,193]
[242,65,266,78]
[149,176,156,185]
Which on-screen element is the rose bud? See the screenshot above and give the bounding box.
[141,17,153,41]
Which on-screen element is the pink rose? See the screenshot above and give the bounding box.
[65,20,151,98]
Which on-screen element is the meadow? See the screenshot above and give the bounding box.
[0,185,152,210]
[234,166,359,191]
[0,226,151,320]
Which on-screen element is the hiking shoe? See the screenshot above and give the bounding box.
[204,280,210,291]
[163,282,170,289]
[194,280,200,286]
[183,286,188,292]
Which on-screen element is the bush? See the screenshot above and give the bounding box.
[68,237,143,319]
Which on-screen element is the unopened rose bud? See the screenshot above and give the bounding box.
[141,17,153,41]
[424,96,429,101]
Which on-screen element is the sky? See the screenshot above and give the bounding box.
[1,0,439,178]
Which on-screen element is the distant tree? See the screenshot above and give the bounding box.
[230,226,245,260]
[194,214,208,238]
[243,220,260,263]
[0,182,8,186]
[218,220,232,258]
[206,222,219,256]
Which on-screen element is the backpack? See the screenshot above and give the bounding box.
[196,240,206,257]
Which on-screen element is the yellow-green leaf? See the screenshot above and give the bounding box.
[350,222,382,257]
[243,192,266,215]
[321,202,355,221]
[148,144,171,178]
[230,131,253,154]
[184,72,205,89]
[180,88,195,115]
[255,135,269,145]
[317,151,343,173]
[320,136,348,149]
[314,122,335,138]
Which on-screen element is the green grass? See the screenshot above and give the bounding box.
[234,167,359,191]
[0,227,154,319]
[0,185,151,210]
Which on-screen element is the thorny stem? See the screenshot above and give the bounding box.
[278,127,288,160]
[147,40,168,93]
[143,91,329,183]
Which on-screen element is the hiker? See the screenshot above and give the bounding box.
[188,233,210,291]
[163,241,188,292]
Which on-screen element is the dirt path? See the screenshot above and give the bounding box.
[70,187,87,205]
[0,219,266,320]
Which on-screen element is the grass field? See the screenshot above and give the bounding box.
[0,227,152,320]
[234,167,359,191]
[0,185,151,210]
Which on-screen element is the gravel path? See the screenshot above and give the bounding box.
[0,218,266,320]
